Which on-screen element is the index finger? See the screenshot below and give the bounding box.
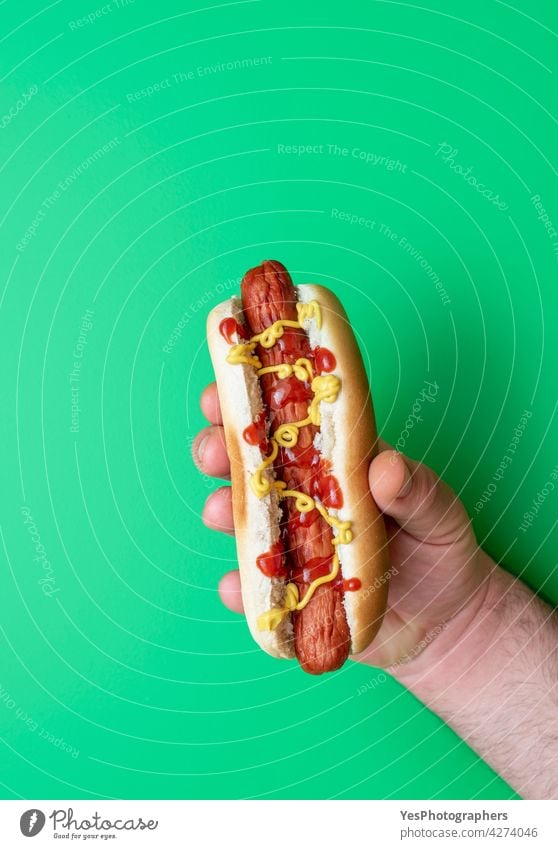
[200,382,223,425]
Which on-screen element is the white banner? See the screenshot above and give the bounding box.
[0,800,556,848]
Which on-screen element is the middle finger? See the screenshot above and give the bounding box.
[192,425,230,478]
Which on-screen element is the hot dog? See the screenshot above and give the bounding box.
[206,260,389,674]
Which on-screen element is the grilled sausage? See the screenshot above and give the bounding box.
[241,261,350,673]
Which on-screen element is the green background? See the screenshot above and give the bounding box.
[1,0,557,800]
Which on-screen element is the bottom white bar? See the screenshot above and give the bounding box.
[0,800,556,848]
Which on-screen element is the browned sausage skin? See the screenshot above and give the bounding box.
[241,261,350,674]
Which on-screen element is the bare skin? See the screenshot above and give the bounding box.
[193,382,558,799]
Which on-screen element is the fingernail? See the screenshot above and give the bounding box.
[195,435,209,466]
[398,465,412,498]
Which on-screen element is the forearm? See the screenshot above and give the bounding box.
[392,559,558,799]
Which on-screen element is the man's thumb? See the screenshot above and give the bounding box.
[369,449,471,545]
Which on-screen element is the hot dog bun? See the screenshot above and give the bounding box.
[206,283,389,661]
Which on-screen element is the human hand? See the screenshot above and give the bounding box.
[193,382,493,670]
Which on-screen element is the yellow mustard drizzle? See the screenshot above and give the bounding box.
[226,342,262,369]
[225,298,352,630]
[257,357,313,382]
[297,300,322,329]
[250,301,322,350]
[273,375,341,448]
[256,554,342,630]
[249,439,279,498]
[251,319,301,348]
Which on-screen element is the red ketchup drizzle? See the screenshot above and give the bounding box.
[219,317,248,344]
[242,411,268,453]
[302,555,334,584]
[333,577,362,593]
[314,473,344,509]
[314,347,336,374]
[252,313,357,597]
[256,541,288,580]
[287,507,320,535]
[269,377,312,410]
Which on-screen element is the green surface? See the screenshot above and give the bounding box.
[1,0,557,800]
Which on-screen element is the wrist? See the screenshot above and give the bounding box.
[390,555,508,703]
[389,555,558,799]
